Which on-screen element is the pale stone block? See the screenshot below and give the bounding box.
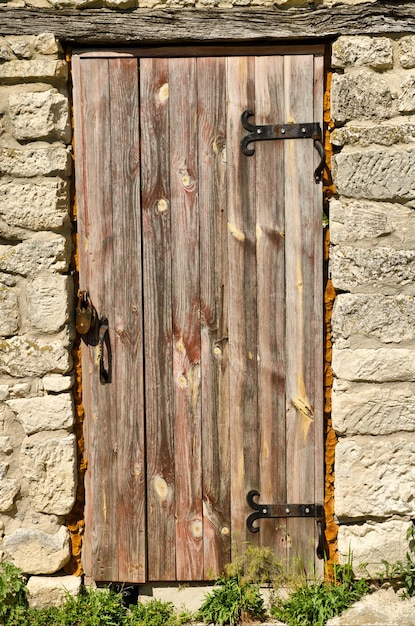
[332,382,415,435]
[332,293,415,344]
[399,73,415,114]
[0,463,19,512]
[0,179,69,230]
[0,233,68,276]
[332,347,415,382]
[327,588,415,626]
[0,59,68,82]
[33,34,61,56]
[331,70,395,123]
[0,284,18,337]
[330,246,415,294]
[26,274,71,333]
[20,432,77,515]
[0,335,71,377]
[0,435,13,453]
[338,521,412,578]
[399,36,415,69]
[27,574,81,608]
[0,147,71,177]
[329,198,415,247]
[3,526,70,574]
[42,375,73,393]
[331,120,415,148]
[332,36,393,70]
[332,147,415,201]
[5,36,34,59]
[7,393,74,434]
[9,89,70,142]
[335,434,415,518]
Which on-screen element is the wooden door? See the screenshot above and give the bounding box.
[72,47,324,584]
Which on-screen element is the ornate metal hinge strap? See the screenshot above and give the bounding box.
[246,490,325,560]
[240,110,326,183]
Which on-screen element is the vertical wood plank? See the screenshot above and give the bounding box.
[254,55,288,559]
[141,58,177,581]
[74,57,116,581]
[197,56,231,577]
[169,57,203,580]
[227,56,259,556]
[108,57,146,582]
[284,54,323,570]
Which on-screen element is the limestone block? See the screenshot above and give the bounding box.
[0,233,68,276]
[332,293,415,344]
[0,335,71,377]
[7,393,74,434]
[0,179,69,231]
[33,34,61,56]
[3,526,70,574]
[332,382,415,435]
[0,147,71,177]
[338,521,412,577]
[5,36,34,59]
[0,463,19,512]
[332,36,393,70]
[330,246,415,294]
[331,121,415,148]
[327,588,415,626]
[0,60,68,83]
[27,574,81,608]
[0,284,18,337]
[399,73,415,114]
[20,432,77,515]
[9,89,70,142]
[26,274,72,333]
[331,70,395,123]
[0,436,13,453]
[332,347,415,382]
[399,36,415,69]
[335,435,415,518]
[42,375,73,393]
[329,198,415,247]
[332,147,415,201]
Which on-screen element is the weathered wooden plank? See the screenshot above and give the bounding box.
[254,55,288,558]
[73,57,116,581]
[108,57,146,583]
[197,56,231,577]
[169,57,203,580]
[227,56,258,555]
[284,53,323,571]
[140,58,176,582]
[2,4,415,42]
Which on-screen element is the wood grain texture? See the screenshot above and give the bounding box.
[140,57,177,582]
[2,3,415,42]
[169,58,204,581]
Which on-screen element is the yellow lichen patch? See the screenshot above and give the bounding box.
[227,222,245,241]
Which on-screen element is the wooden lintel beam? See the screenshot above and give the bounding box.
[1,3,415,44]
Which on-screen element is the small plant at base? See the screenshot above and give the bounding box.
[225,544,284,586]
[129,597,191,626]
[270,562,371,626]
[378,524,415,598]
[0,562,28,625]
[196,575,265,626]
[57,586,128,626]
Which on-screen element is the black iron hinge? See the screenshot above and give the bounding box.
[240,110,326,183]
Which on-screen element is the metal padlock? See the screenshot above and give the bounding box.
[76,291,96,335]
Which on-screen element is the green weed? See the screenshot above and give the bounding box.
[196,575,265,626]
[129,597,191,626]
[0,562,28,625]
[378,524,415,598]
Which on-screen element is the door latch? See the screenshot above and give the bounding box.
[76,290,97,335]
[247,490,325,559]
[240,110,326,183]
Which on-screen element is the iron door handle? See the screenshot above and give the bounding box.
[99,317,109,384]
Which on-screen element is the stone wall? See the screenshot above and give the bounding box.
[331,35,415,576]
[0,34,76,581]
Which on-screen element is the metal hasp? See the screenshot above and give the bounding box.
[246,490,325,560]
[241,110,326,183]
